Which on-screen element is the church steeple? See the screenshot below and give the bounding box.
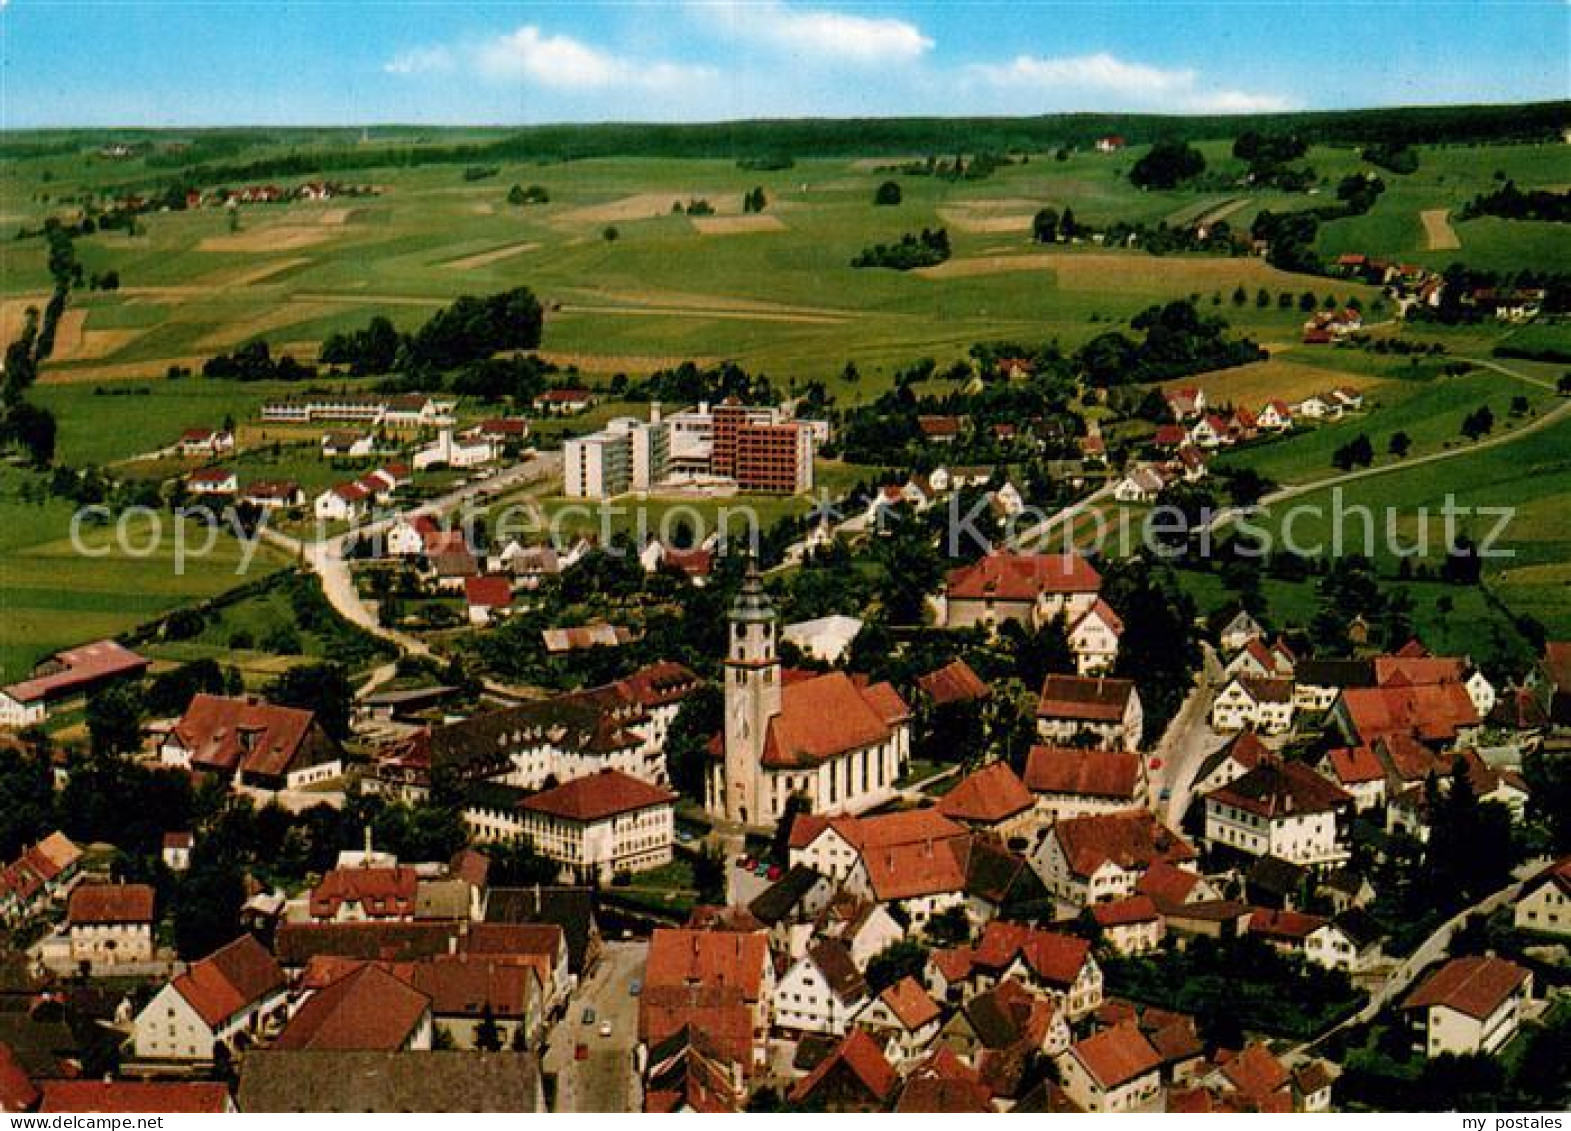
[719,556,780,825]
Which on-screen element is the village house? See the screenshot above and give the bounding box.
[1090,895,1166,956]
[788,1029,898,1112]
[1023,744,1147,823]
[1036,674,1143,751]
[161,832,193,873]
[937,761,1037,840]
[1068,600,1125,675]
[789,809,968,887]
[463,575,514,626]
[1513,856,1571,939]
[1204,759,1353,868]
[1057,1022,1163,1113]
[240,480,304,511]
[132,934,287,1063]
[313,481,372,523]
[413,428,496,471]
[320,430,375,459]
[0,832,82,926]
[772,939,868,1038]
[1256,400,1294,431]
[643,928,775,1070]
[1189,731,1274,799]
[186,467,239,496]
[1218,609,1264,654]
[1402,955,1532,1059]
[1165,387,1206,420]
[1032,810,1196,907]
[1210,675,1296,734]
[532,388,598,416]
[160,694,343,792]
[310,867,419,923]
[273,962,434,1053]
[511,768,676,883]
[1114,466,1167,504]
[67,883,156,969]
[934,551,1103,633]
[858,976,944,1065]
[0,640,151,728]
[177,428,235,457]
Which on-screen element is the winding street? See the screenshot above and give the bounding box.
[258,451,562,691]
[1207,359,1570,533]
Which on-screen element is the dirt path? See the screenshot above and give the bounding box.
[1421,208,1460,251]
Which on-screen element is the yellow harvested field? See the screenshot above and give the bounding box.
[40,356,209,384]
[314,208,355,226]
[1421,209,1460,251]
[0,295,48,343]
[938,208,1035,234]
[690,214,787,235]
[443,241,542,271]
[557,286,853,319]
[918,251,1316,292]
[554,192,739,226]
[198,226,339,252]
[1161,357,1379,406]
[536,351,720,374]
[555,303,849,325]
[41,310,88,359]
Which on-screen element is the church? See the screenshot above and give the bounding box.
[706,564,911,827]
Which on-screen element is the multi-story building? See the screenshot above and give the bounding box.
[513,769,676,882]
[564,415,670,498]
[132,935,287,1063]
[1402,955,1532,1059]
[67,883,156,969]
[1203,759,1353,868]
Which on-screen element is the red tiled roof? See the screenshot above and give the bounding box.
[1071,1023,1161,1090]
[1522,855,1571,901]
[1327,745,1384,785]
[646,929,768,1003]
[1036,674,1137,723]
[173,934,285,1028]
[1051,811,1195,881]
[519,768,674,822]
[463,575,513,609]
[971,922,1091,988]
[1135,860,1206,907]
[860,837,969,901]
[759,672,907,769]
[40,1082,230,1114]
[917,659,991,707]
[310,867,418,920]
[1248,908,1328,943]
[0,1042,39,1113]
[409,954,538,1019]
[169,694,323,781]
[877,975,941,1032]
[275,962,431,1051]
[2,640,150,706]
[938,762,1033,824]
[640,984,755,1067]
[1091,894,1161,928]
[1404,955,1530,1019]
[1024,745,1141,799]
[188,467,236,484]
[68,883,154,925]
[1208,760,1351,819]
[790,1029,897,1105]
[537,387,593,403]
[1220,1043,1290,1101]
[1375,655,1466,687]
[945,551,1101,603]
[1339,682,1478,743]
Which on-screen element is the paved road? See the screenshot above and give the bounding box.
[1207,363,1571,534]
[543,941,648,1113]
[1284,865,1541,1067]
[1150,644,1228,827]
[259,452,562,690]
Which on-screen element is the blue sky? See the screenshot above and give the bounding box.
[2,1,1567,127]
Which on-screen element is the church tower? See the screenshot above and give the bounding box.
[721,559,781,825]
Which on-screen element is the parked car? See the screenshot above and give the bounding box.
[582,1008,596,1025]
[599,1021,613,1038]
[629,978,643,997]
[766,865,783,881]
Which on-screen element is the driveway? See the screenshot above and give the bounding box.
[543,940,648,1113]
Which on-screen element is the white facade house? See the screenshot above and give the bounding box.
[1057,1024,1163,1113]
[771,940,868,1037]
[132,936,286,1063]
[1403,956,1531,1059]
[1210,676,1296,734]
[1068,600,1124,675]
[511,770,676,883]
[414,428,496,471]
[1514,857,1571,939]
[1204,760,1352,868]
[564,416,670,498]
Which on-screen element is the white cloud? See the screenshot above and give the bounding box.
[387,26,713,93]
[967,51,1290,113]
[700,1,933,65]
[384,46,455,76]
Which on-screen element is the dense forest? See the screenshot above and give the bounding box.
[10,101,1564,188]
